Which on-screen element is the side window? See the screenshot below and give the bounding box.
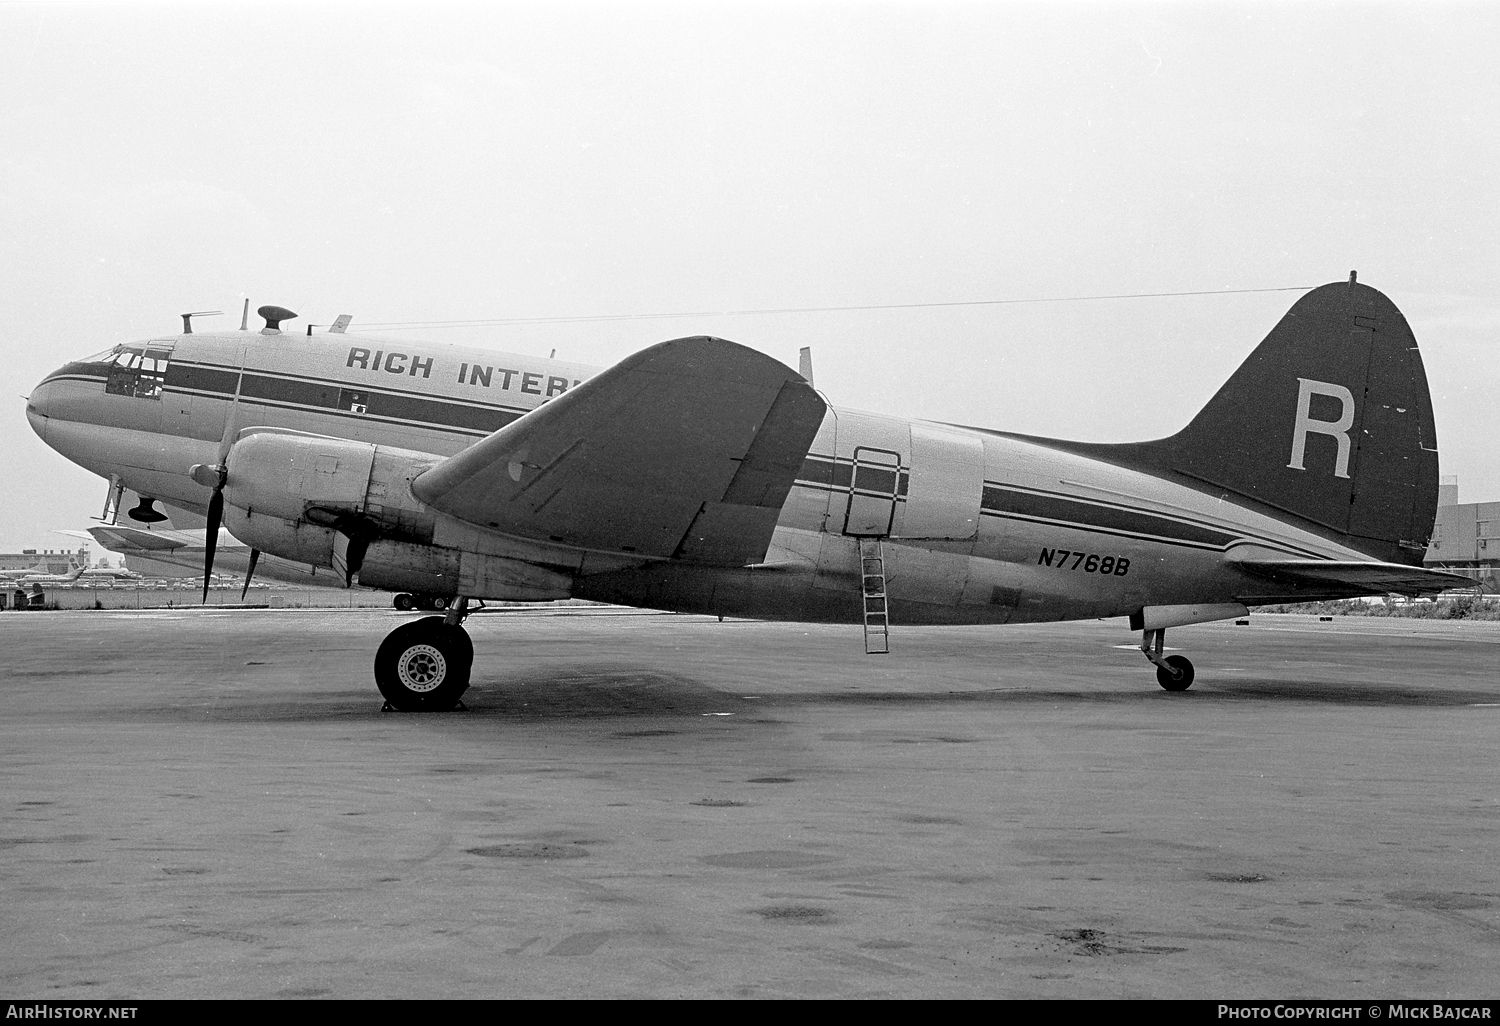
[339,388,370,414]
[135,350,170,399]
[104,350,141,397]
[102,346,171,400]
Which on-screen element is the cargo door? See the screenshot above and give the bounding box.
[842,447,902,537]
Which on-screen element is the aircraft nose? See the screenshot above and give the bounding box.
[26,377,54,443]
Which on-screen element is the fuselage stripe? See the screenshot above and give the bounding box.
[981,483,1234,547]
[195,395,499,438]
[43,362,1328,561]
[46,357,529,437]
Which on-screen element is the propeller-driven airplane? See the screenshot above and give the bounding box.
[26,278,1466,710]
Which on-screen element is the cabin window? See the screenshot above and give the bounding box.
[339,388,370,415]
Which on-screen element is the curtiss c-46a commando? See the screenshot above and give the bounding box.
[26,280,1466,709]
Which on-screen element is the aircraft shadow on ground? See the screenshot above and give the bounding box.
[462,667,739,718]
[89,667,1500,724]
[1180,678,1500,706]
[97,668,735,723]
[456,669,1500,714]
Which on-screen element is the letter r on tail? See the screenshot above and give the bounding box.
[1287,378,1355,478]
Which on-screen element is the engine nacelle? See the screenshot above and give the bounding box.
[223,431,439,541]
[221,505,339,569]
[217,430,574,601]
[220,431,440,574]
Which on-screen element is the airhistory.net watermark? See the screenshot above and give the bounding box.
[5,1008,137,1020]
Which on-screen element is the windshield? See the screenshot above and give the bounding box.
[79,344,124,364]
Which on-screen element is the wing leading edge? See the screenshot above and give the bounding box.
[411,336,826,566]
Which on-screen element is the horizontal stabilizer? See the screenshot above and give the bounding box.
[1232,559,1473,597]
[412,337,827,565]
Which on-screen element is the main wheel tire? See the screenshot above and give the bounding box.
[393,594,415,611]
[430,595,450,612]
[374,616,474,711]
[1156,655,1195,692]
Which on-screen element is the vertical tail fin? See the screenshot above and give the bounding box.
[1159,280,1438,562]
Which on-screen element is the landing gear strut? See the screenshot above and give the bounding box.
[1141,628,1194,692]
[375,598,473,711]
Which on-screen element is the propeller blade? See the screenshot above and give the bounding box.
[201,349,246,604]
[219,350,247,463]
[240,548,260,602]
[202,488,223,604]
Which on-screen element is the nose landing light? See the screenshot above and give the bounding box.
[25,398,47,443]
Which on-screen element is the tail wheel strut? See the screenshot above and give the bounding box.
[1141,628,1195,692]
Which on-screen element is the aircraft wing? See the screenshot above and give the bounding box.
[54,529,98,543]
[411,336,826,566]
[87,524,188,552]
[1232,559,1475,596]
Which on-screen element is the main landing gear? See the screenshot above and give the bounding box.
[393,593,450,612]
[375,598,473,711]
[1140,628,1195,692]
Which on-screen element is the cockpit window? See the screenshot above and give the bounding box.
[81,345,124,364]
[103,344,173,400]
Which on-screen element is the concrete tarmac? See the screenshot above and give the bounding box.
[2,608,1498,999]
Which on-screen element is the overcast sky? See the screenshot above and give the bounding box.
[2,0,1495,554]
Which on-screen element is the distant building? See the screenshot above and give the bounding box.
[0,546,89,575]
[1424,477,1498,590]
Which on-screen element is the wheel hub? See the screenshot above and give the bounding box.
[396,643,448,692]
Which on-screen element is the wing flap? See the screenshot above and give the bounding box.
[720,380,827,506]
[412,337,826,565]
[673,501,782,565]
[1233,559,1473,596]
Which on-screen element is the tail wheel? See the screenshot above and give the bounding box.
[1156,655,1195,692]
[375,616,473,711]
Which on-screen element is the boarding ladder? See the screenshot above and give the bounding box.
[859,537,890,654]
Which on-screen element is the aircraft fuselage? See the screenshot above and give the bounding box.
[27,327,1376,628]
